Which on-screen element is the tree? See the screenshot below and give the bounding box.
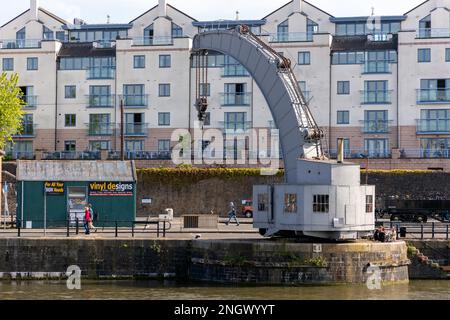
[0,72,24,221]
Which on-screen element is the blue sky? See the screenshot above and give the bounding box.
[1,0,425,25]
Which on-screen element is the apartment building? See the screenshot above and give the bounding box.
[1,0,450,170]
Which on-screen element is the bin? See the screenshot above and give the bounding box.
[400,227,407,238]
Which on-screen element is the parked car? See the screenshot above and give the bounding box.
[241,200,253,218]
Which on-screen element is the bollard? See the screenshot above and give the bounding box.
[446,225,449,240]
[76,218,79,235]
[163,221,166,238]
[66,219,70,237]
[157,222,160,238]
[132,224,135,238]
[115,221,118,238]
[421,224,424,240]
[432,222,435,239]
[17,225,21,237]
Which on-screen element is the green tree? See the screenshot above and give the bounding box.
[0,73,25,150]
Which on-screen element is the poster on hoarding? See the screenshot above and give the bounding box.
[44,182,65,195]
[88,182,134,197]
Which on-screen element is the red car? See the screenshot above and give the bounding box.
[241,200,253,218]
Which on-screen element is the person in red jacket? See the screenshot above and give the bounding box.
[84,206,91,235]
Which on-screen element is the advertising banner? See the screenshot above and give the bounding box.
[88,182,134,197]
[44,182,65,195]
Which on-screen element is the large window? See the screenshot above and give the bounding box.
[421,138,449,158]
[365,51,391,73]
[307,18,319,41]
[419,79,450,102]
[418,48,431,63]
[365,139,389,158]
[2,58,14,71]
[171,22,183,38]
[313,195,329,213]
[337,111,350,125]
[159,55,171,68]
[89,114,111,135]
[364,80,389,104]
[277,20,289,42]
[89,57,115,79]
[335,21,400,36]
[418,109,450,133]
[337,81,350,94]
[419,15,431,38]
[43,26,54,40]
[364,110,388,133]
[59,57,90,70]
[298,52,311,65]
[27,57,38,70]
[158,112,170,126]
[224,112,247,131]
[284,194,297,213]
[89,141,111,151]
[125,140,144,152]
[89,86,112,107]
[158,139,171,152]
[65,86,76,99]
[123,84,146,106]
[134,55,145,69]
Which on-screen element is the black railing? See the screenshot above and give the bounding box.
[376,221,449,240]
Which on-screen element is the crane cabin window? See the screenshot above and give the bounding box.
[284,194,297,213]
[313,195,329,213]
[258,194,268,212]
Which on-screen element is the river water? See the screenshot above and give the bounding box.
[0,280,448,300]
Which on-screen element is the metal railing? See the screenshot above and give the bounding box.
[416,89,450,104]
[360,120,393,134]
[13,123,36,137]
[328,149,392,159]
[220,121,253,133]
[361,90,392,104]
[417,28,450,39]
[132,37,174,46]
[23,95,38,109]
[5,152,35,160]
[86,94,115,108]
[43,151,101,160]
[108,151,172,160]
[124,123,149,136]
[361,62,391,74]
[120,94,149,108]
[268,32,313,43]
[0,39,42,49]
[221,65,250,77]
[416,119,450,134]
[86,67,115,79]
[220,93,252,106]
[377,221,449,240]
[87,123,114,136]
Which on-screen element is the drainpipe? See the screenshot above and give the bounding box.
[114,55,118,153]
[328,48,333,155]
[188,54,192,136]
[54,58,58,151]
[396,52,400,150]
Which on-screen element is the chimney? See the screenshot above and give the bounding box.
[337,138,344,164]
[292,0,303,13]
[158,0,167,17]
[30,0,39,21]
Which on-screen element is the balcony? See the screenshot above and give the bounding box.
[87,123,114,136]
[268,32,312,43]
[14,123,36,137]
[87,67,115,80]
[86,95,115,108]
[6,152,35,160]
[416,89,450,104]
[108,151,172,160]
[43,151,101,160]
[417,28,450,39]
[220,93,252,106]
[399,149,450,159]
[220,121,253,134]
[120,95,149,108]
[0,39,41,49]
[328,149,392,159]
[22,96,38,109]
[416,119,450,134]
[361,90,392,104]
[132,37,174,46]
[124,123,149,136]
[361,62,391,74]
[361,120,393,134]
[221,65,250,77]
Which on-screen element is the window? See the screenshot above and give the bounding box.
[307,18,319,41]
[89,57,115,79]
[365,51,391,73]
[337,81,350,95]
[418,48,431,63]
[65,114,76,127]
[224,112,247,131]
[89,114,111,135]
[43,26,54,40]
[59,57,90,70]
[2,58,14,71]
[27,57,38,70]
[56,31,66,42]
[159,55,171,68]
[158,112,170,126]
[158,139,171,152]
[123,84,146,106]
[337,111,350,125]
[419,15,431,38]
[171,22,183,38]
[420,138,450,158]
[64,141,76,152]
[337,138,351,158]
[65,86,76,99]
[277,20,289,41]
[364,110,388,133]
[134,55,145,69]
[313,195,329,213]
[419,79,450,102]
[365,139,389,158]
[366,195,374,213]
[284,194,297,213]
[258,194,268,212]
[446,49,450,62]
[89,141,111,151]
[298,51,311,65]
[89,86,112,107]
[144,24,154,45]
[204,112,211,126]
[332,51,365,65]
[125,140,144,152]
[364,81,389,104]
[419,109,450,133]
[200,83,210,96]
[159,84,171,97]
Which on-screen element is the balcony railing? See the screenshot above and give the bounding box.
[268,32,313,43]
[108,151,172,160]
[120,94,149,108]
[416,89,450,104]
[0,39,41,49]
[14,123,36,137]
[87,67,115,79]
[222,65,250,77]
[361,120,393,134]
[6,152,35,160]
[86,94,115,108]
[124,123,149,136]
[416,119,450,134]
[417,28,450,39]
[361,90,392,104]
[43,151,101,160]
[220,93,252,106]
[132,37,174,46]
[220,121,253,133]
[87,123,114,136]
[328,149,392,159]
[23,96,38,109]
[361,62,391,74]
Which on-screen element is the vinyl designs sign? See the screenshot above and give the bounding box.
[45,182,65,195]
[89,182,134,197]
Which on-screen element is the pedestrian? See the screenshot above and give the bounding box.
[88,204,97,233]
[84,205,91,235]
[225,202,240,226]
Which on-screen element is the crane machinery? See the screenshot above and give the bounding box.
[192,25,375,240]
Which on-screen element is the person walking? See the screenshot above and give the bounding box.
[88,204,97,233]
[84,205,92,235]
[225,202,240,226]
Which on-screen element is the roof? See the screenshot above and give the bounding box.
[1,7,67,28]
[58,42,116,58]
[17,161,136,182]
[330,16,406,23]
[331,34,398,51]
[193,20,266,27]
[63,24,132,31]
[404,0,429,15]
[263,0,334,20]
[129,3,197,24]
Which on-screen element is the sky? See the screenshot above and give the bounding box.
[1,0,425,25]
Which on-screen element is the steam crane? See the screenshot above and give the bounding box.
[192,26,375,241]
